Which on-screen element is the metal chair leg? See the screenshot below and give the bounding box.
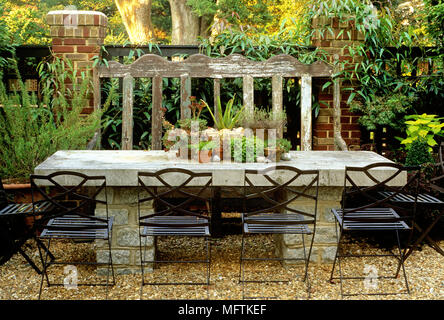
[395,230,410,294]
[38,238,52,300]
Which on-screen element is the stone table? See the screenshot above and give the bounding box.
[34,150,406,274]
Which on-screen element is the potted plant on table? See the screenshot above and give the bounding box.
[239,107,287,141]
[189,140,217,163]
[202,95,245,160]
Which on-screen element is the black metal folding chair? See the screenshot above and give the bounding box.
[379,142,444,259]
[329,162,420,299]
[0,178,54,273]
[239,166,319,299]
[30,171,115,299]
[137,168,213,299]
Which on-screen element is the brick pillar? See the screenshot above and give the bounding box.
[311,16,364,150]
[46,10,107,114]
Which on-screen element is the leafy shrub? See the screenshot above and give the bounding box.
[400,113,444,152]
[405,138,434,167]
[349,93,416,131]
[0,57,104,180]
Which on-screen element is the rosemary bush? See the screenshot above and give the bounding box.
[0,57,103,181]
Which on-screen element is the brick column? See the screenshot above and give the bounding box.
[311,16,364,150]
[46,10,107,114]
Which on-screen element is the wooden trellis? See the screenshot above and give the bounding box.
[95,53,339,151]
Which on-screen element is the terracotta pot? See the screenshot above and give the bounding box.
[199,150,212,163]
[264,147,283,162]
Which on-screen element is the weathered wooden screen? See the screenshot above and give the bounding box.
[95,54,336,151]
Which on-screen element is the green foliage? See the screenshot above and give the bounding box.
[308,0,444,150]
[276,138,292,153]
[0,56,103,180]
[177,118,208,131]
[189,140,217,151]
[230,135,264,163]
[400,113,444,152]
[423,0,444,47]
[349,93,416,131]
[405,138,434,167]
[239,107,287,129]
[203,95,245,130]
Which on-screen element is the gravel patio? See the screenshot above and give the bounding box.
[1,216,443,301]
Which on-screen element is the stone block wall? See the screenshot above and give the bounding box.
[276,187,343,265]
[95,187,155,275]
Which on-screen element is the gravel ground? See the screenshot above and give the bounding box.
[0,230,443,301]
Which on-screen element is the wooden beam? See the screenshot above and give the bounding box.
[98,54,334,78]
[300,75,312,151]
[151,75,163,150]
[122,74,134,150]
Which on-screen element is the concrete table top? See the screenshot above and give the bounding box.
[34,150,406,187]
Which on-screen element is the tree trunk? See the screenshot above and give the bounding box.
[115,0,155,44]
[169,0,201,45]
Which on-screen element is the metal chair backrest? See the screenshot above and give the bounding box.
[244,166,320,224]
[30,171,108,226]
[138,169,213,228]
[342,162,420,223]
[430,142,444,193]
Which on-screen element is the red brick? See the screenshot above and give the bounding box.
[341,116,351,124]
[341,124,360,131]
[314,123,334,130]
[64,38,86,45]
[52,45,74,53]
[314,130,328,138]
[77,45,97,53]
[94,15,100,26]
[83,27,90,38]
[52,38,63,45]
[81,107,94,114]
[351,131,361,138]
[351,116,360,124]
[313,145,328,151]
[319,93,333,100]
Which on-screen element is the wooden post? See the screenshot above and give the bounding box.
[272,75,283,139]
[243,75,254,119]
[152,75,163,150]
[333,80,348,151]
[122,74,134,150]
[180,74,191,119]
[300,75,312,151]
[89,66,101,150]
[213,77,221,124]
